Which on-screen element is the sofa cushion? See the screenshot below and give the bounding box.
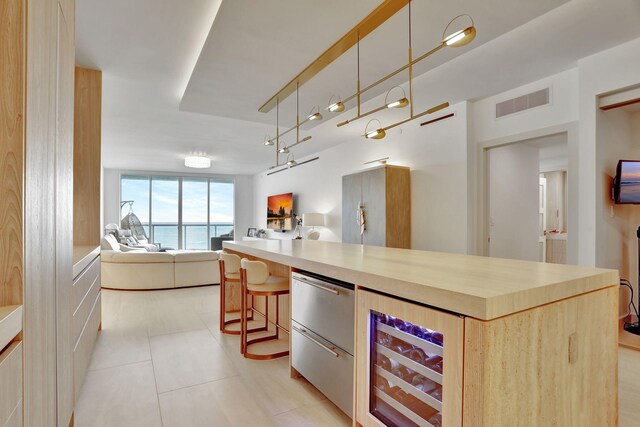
[101,234,120,251]
[101,250,174,263]
[167,250,219,262]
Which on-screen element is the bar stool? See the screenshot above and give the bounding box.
[240,259,290,360]
[219,252,253,334]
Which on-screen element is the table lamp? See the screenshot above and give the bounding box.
[302,213,325,240]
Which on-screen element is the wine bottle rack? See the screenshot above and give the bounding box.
[375,365,442,412]
[374,387,437,427]
[377,322,443,357]
[370,312,445,427]
[376,344,443,386]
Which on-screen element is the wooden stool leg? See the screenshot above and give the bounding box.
[275,295,279,340]
[219,263,226,332]
[240,271,246,354]
[265,295,269,331]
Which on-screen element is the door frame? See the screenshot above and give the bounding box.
[474,122,578,262]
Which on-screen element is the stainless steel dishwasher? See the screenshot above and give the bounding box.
[291,271,355,417]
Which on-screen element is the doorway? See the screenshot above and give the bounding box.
[486,133,569,263]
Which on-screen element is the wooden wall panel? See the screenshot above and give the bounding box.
[0,0,24,308]
[24,0,75,425]
[385,166,411,249]
[24,0,59,423]
[73,67,102,247]
[56,3,76,426]
[463,286,618,426]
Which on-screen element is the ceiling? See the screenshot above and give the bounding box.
[75,0,640,175]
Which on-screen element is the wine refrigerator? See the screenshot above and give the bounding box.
[356,290,464,427]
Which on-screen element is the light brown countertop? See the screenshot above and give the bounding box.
[223,240,618,320]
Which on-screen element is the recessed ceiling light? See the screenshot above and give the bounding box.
[185,155,211,168]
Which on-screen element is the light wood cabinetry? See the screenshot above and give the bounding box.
[0,343,22,427]
[355,286,618,427]
[463,286,617,426]
[224,241,619,426]
[342,166,411,248]
[356,290,463,427]
[1,0,76,424]
[71,249,101,403]
[74,67,102,246]
[0,4,25,423]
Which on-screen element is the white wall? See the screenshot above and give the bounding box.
[102,168,254,244]
[487,143,540,261]
[578,37,640,267]
[252,102,471,254]
[470,69,579,264]
[593,109,640,306]
[596,108,632,279]
[471,68,579,143]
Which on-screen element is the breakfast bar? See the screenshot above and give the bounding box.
[223,239,619,426]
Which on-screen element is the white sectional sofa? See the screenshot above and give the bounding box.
[100,235,220,290]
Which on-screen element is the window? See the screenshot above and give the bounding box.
[120,174,234,250]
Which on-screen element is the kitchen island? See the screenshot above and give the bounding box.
[223,239,619,427]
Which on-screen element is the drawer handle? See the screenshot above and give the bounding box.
[293,325,339,358]
[294,277,339,295]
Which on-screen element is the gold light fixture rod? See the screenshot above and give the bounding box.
[258,0,410,113]
[383,102,450,132]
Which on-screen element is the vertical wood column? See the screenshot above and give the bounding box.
[23,0,75,425]
[0,0,24,309]
[0,1,26,425]
[56,2,76,426]
[73,67,102,246]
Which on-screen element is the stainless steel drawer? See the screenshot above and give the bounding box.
[291,272,355,354]
[291,321,354,417]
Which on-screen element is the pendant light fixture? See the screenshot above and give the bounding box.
[262,99,321,146]
[326,95,345,112]
[307,105,322,121]
[358,3,469,140]
[364,119,386,140]
[443,15,476,47]
[264,82,314,170]
[337,86,409,127]
[364,101,449,140]
[324,9,476,118]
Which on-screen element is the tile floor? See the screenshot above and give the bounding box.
[74,286,351,427]
[75,285,640,427]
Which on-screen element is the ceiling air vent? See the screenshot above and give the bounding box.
[495,88,550,118]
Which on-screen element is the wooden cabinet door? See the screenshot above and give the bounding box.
[362,167,386,247]
[342,172,363,244]
[356,289,464,427]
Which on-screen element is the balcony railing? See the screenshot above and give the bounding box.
[140,222,233,250]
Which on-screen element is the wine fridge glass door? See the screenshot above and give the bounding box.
[370,311,444,427]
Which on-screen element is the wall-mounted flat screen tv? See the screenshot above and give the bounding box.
[614,160,640,204]
[267,192,293,231]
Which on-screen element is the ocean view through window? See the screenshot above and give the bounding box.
[121,174,234,250]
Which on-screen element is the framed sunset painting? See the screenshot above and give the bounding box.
[267,193,293,230]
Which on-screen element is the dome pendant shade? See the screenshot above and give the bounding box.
[365,129,386,140]
[327,101,345,112]
[443,26,476,47]
[386,98,409,109]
